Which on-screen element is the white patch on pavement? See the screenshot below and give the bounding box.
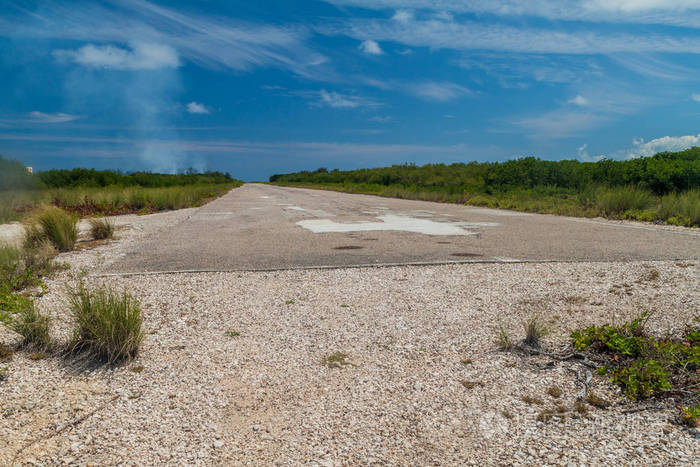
[297,215,498,236]
[285,206,335,217]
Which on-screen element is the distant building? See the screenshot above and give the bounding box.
[26,166,33,174]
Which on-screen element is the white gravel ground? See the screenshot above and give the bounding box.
[1,210,698,465]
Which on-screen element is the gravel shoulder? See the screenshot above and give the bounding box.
[1,209,698,465]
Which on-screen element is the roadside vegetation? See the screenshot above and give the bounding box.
[270,147,700,226]
[498,309,700,428]
[0,155,243,223]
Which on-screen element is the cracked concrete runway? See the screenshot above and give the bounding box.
[102,184,700,274]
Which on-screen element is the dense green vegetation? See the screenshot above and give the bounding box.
[0,155,242,223]
[271,148,700,226]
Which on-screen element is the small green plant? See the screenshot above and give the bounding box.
[570,312,649,356]
[501,410,513,419]
[285,299,295,305]
[523,316,548,349]
[610,359,672,399]
[130,365,145,373]
[68,283,143,363]
[24,206,78,252]
[573,400,588,416]
[0,366,7,381]
[680,405,700,427]
[28,352,45,360]
[546,386,563,398]
[495,324,513,350]
[340,304,349,308]
[89,217,114,240]
[225,330,240,337]
[324,352,350,368]
[585,393,610,409]
[461,358,473,365]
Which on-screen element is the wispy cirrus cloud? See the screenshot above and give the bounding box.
[3,0,328,78]
[692,93,700,102]
[28,111,81,123]
[405,81,471,101]
[317,90,380,108]
[54,43,180,70]
[324,0,700,28]
[321,15,700,55]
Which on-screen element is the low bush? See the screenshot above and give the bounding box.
[89,217,114,240]
[523,316,548,349]
[68,283,143,363]
[595,185,654,216]
[24,206,78,252]
[571,313,699,402]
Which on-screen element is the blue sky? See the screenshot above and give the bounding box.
[1,0,700,180]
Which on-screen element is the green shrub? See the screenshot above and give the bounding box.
[610,359,672,399]
[68,283,143,363]
[681,405,700,427]
[89,217,114,240]
[570,312,649,356]
[24,206,78,252]
[658,189,700,226]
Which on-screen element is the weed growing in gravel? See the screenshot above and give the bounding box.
[461,358,473,365]
[523,316,549,349]
[0,343,13,362]
[285,299,295,305]
[520,395,544,406]
[680,405,700,427]
[460,380,484,389]
[495,324,514,350]
[89,217,114,240]
[571,312,699,402]
[68,283,143,363]
[324,352,350,368]
[546,386,563,398]
[24,206,78,252]
[225,330,240,337]
[28,352,45,360]
[573,401,589,416]
[5,301,52,349]
[0,366,7,381]
[585,393,610,409]
[501,410,513,419]
[131,365,144,373]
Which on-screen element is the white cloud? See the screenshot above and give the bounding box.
[392,10,413,22]
[692,94,700,102]
[370,115,394,122]
[358,39,383,55]
[406,81,471,101]
[324,1,700,28]
[5,0,327,79]
[318,90,380,108]
[54,42,179,70]
[622,134,700,159]
[28,111,81,123]
[514,111,606,139]
[577,143,605,162]
[327,16,700,55]
[568,95,589,106]
[186,102,210,114]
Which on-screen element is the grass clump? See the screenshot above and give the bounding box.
[89,217,114,240]
[4,300,52,349]
[225,330,240,337]
[324,352,350,368]
[495,324,514,350]
[546,386,563,398]
[523,316,549,349]
[520,395,544,406]
[0,343,13,362]
[585,393,610,409]
[24,206,78,252]
[460,380,484,389]
[68,283,143,363]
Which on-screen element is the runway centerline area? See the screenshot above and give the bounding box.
[102,184,700,273]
